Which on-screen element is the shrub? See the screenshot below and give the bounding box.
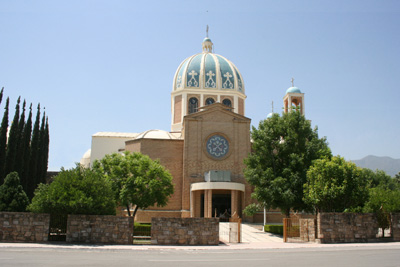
[0,172,29,212]
[264,224,283,235]
[28,165,116,215]
[133,222,151,236]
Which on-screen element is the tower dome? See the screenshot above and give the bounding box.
[173,38,245,93]
[286,86,301,94]
[171,36,247,132]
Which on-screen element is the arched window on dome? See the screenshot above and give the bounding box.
[205,98,215,106]
[188,97,199,114]
[222,98,232,108]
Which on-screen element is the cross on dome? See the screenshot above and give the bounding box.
[202,25,213,53]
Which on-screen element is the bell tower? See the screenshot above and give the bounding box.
[283,78,305,115]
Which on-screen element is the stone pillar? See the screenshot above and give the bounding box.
[204,189,213,218]
[231,190,238,217]
[190,190,194,217]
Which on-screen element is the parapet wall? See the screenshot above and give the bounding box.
[66,215,133,244]
[0,212,50,243]
[151,217,219,245]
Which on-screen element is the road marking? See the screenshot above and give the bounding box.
[149,258,269,262]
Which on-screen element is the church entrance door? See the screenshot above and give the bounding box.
[212,194,231,221]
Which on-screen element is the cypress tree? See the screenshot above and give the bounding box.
[42,116,49,183]
[21,104,32,195]
[0,87,3,105]
[5,96,21,176]
[0,97,9,184]
[15,100,26,177]
[28,104,40,199]
[37,111,46,184]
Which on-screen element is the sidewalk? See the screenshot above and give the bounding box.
[1,240,400,251]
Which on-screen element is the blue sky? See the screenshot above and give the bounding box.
[1,0,399,171]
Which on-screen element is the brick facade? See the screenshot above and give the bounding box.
[151,217,219,245]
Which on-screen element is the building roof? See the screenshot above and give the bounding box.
[134,129,183,140]
[92,132,139,138]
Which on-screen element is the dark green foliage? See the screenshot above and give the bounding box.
[0,87,3,104]
[28,165,116,215]
[20,104,32,194]
[15,100,26,177]
[28,104,41,199]
[395,172,400,185]
[0,89,49,198]
[0,172,29,212]
[37,111,47,185]
[244,111,331,217]
[264,224,283,235]
[133,222,152,236]
[363,168,398,190]
[304,156,369,213]
[0,98,9,184]
[363,185,400,232]
[5,97,21,176]
[92,151,174,219]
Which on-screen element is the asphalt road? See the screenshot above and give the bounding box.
[1,246,400,267]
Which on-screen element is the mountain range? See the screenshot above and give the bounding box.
[351,155,400,177]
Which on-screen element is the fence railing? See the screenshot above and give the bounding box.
[283,217,300,242]
[48,214,68,241]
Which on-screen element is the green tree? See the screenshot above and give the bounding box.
[37,111,48,184]
[0,172,29,212]
[92,151,174,219]
[28,165,116,215]
[20,104,32,194]
[28,104,41,199]
[15,100,26,177]
[363,185,400,233]
[394,172,400,185]
[0,97,9,184]
[244,111,331,217]
[304,156,369,213]
[363,168,397,190]
[5,96,21,176]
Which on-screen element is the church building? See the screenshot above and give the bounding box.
[81,35,305,223]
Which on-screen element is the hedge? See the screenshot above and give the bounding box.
[133,222,151,236]
[264,224,283,235]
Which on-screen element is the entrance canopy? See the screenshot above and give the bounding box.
[191,182,245,192]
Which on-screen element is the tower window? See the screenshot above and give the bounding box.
[188,97,198,114]
[222,99,232,107]
[205,98,215,105]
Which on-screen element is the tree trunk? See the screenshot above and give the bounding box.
[126,204,131,217]
[285,209,290,218]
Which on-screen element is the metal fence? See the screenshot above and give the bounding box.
[48,214,68,242]
[133,223,151,244]
[283,217,300,242]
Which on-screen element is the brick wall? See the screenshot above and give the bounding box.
[66,215,133,244]
[151,217,219,245]
[0,212,50,242]
[392,213,400,241]
[317,213,379,243]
